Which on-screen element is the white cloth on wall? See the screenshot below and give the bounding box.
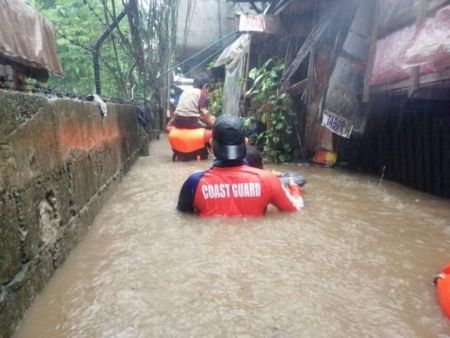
[214,34,251,116]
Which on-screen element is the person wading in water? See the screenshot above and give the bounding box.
[177,115,304,216]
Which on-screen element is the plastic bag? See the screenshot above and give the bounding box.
[404,5,450,68]
[370,25,414,86]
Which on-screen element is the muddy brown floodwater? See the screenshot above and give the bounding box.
[13,135,450,338]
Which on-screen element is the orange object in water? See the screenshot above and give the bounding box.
[312,150,337,166]
[436,263,450,319]
[168,128,208,153]
[168,128,212,161]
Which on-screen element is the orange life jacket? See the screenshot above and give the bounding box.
[436,263,450,319]
[168,128,210,153]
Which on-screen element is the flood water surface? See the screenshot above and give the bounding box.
[14,136,450,338]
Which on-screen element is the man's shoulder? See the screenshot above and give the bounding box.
[181,87,201,96]
[186,169,207,181]
[180,170,208,195]
[210,165,274,179]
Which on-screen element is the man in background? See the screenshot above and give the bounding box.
[167,73,215,131]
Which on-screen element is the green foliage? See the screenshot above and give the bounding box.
[26,0,103,94]
[25,0,179,102]
[245,58,297,163]
[208,82,224,116]
[207,60,216,71]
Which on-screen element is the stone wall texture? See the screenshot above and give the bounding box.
[0,90,150,337]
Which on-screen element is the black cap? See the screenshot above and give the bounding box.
[212,115,246,160]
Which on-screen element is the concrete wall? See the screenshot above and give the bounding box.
[0,89,149,337]
[177,0,234,53]
[176,0,251,72]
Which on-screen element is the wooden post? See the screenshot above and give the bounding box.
[304,47,315,104]
[414,106,425,191]
[422,104,433,193]
[431,113,442,195]
[363,0,380,103]
[408,0,428,97]
[443,113,450,198]
[242,51,251,97]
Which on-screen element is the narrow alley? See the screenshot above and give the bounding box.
[1,1,450,336]
[13,137,450,338]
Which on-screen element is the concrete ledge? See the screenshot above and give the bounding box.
[0,89,149,338]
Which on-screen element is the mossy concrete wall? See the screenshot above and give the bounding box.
[0,90,150,337]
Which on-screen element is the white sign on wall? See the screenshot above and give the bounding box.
[322,110,354,138]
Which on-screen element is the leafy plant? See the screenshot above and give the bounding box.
[245,58,297,163]
[208,82,223,116]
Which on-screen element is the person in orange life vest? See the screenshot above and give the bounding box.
[166,73,215,132]
[177,115,304,216]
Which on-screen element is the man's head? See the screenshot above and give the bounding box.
[212,115,246,161]
[245,145,263,169]
[193,73,210,91]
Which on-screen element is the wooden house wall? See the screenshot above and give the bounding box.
[339,96,450,198]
